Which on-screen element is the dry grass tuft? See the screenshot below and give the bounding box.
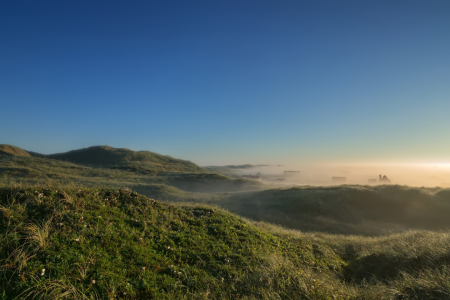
[25,217,53,249]
[21,279,97,300]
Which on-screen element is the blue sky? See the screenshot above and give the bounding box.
[1,0,450,166]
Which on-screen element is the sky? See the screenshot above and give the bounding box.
[1,0,450,167]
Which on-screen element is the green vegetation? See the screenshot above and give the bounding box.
[169,185,450,235]
[0,186,343,299]
[0,145,32,157]
[45,146,205,175]
[2,186,450,299]
[2,144,450,298]
[0,145,263,194]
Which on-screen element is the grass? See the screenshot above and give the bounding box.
[2,185,450,299]
[0,145,31,157]
[0,151,264,194]
[3,145,450,298]
[168,184,450,235]
[0,185,343,299]
[5,148,449,236]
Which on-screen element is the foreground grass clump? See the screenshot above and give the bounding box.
[1,186,349,299]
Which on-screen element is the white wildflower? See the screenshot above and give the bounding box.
[41,269,45,276]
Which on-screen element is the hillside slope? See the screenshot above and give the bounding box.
[0,186,343,299]
[0,145,264,193]
[0,144,31,157]
[2,186,450,299]
[46,146,206,174]
[167,185,450,235]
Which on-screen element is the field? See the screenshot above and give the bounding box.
[1,145,450,299]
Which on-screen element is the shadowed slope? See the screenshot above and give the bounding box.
[169,185,450,235]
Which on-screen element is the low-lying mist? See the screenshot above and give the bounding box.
[224,163,450,187]
[163,184,450,236]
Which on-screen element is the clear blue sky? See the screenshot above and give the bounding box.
[1,0,450,166]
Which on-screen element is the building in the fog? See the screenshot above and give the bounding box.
[332,176,346,183]
[242,174,262,181]
[379,175,391,183]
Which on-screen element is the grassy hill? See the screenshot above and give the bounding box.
[45,146,206,175]
[166,185,450,235]
[2,186,450,299]
[0,186,342,299]
[3,145,450,298]
[0,145,264,194]
[3,146,450,236]
[0,145,31,157]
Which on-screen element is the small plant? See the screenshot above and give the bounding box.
[25,217,53,249]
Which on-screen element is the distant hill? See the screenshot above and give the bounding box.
[167,184,450,235]
[0,144,31,157]
[0,145,263,193]
[46,146,205,174]
[1,145,206,175]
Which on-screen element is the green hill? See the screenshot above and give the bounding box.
[167,185,450,235]
[0,146,263,194]
[2,186,450,299]
[46,146,206,174]
[0,186,343,299]
[0,144,31,157]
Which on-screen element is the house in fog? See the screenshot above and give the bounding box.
[332,176,346,183]
[379,174,391,183]
[242,174,262,181]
